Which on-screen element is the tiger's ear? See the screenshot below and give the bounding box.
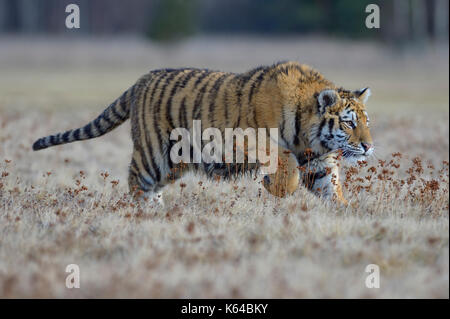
[317,89,339,114]
[354,87,371,104]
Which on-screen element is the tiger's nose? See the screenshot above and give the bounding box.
[361,142,373,153]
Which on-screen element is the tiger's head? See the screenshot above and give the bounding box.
[311,87,373,162]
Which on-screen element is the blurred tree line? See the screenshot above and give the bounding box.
[0,0,448,43]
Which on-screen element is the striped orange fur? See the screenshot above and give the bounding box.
[33,61,373,204]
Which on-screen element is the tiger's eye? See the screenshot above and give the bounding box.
[344,121,355,129]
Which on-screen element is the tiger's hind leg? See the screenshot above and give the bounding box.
[128,150,189,206]
[128,151,166,206]
[128,167,164,206]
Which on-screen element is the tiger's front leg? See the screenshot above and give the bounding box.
[300,151,347,205]
[262,148,299,198]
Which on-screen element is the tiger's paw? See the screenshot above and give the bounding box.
[333,194,348,206]
[151,191,165,207]
[262,175,289,198]
[133,190,165,208]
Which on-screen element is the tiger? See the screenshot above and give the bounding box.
[32,61,373,205]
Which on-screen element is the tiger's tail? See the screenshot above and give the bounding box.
[32,86,135,151]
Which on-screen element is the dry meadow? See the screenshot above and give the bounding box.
[0,36,448,298]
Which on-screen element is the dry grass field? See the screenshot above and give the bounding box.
[0,36,448,298]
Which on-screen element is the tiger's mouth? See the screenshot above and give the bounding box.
[341,145,373,162]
